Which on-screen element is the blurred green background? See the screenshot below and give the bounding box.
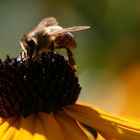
[1,0,140,117]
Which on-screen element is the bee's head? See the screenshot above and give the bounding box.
[20,35,37,58]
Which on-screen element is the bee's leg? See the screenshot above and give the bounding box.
[20,49,23,58]
[55,46,77,71]
[66,48,77,72]
[35,46,39,59]
[47,42,55,60]
[20,49,26,59]
[49,41,55,52]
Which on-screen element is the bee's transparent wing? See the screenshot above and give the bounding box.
[37,17,59,28]
[49,26,90,36]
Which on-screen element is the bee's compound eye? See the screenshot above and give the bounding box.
[26,38,36,47]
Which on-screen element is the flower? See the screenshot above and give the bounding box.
[0,52,140,140]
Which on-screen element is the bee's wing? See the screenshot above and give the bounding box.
[37,17,59,28]
[49,26,90,36]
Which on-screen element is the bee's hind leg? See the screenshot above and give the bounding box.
[66,48,77,72]
[55,46,77,72]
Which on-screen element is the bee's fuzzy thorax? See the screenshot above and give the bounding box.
[0,52,81,118]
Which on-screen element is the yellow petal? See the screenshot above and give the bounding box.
[19,114,34,140]
[0,116,17,139]
[33,114,47,140]
[12,118,21,140]
[1,118,20,140]
[78,123,95,140]
[96,133,105,140]
[64,102,140,140]
[0,118,6,125]
[55,110,95,140]
[13,129,20,140]
[39,112,65,140]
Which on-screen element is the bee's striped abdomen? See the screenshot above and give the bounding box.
[55,32,77,49]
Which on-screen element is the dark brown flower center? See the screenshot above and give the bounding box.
[0,52,81,118]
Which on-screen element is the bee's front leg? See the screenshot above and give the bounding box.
[20,49,26,60]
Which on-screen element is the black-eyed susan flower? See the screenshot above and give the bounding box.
[0,52,140,140]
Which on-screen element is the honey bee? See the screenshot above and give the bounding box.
[20,17,90,71]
